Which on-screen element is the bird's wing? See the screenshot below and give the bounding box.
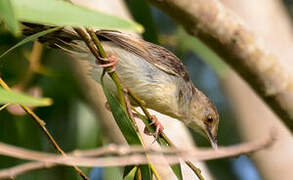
[96,30,190,81]
[23,26,190,81]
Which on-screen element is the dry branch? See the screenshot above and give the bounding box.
[0,130,276,179]
[145,0,293,130]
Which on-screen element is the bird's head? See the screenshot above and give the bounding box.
[186,90,219,149]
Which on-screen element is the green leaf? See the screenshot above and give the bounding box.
[0,27,60,59]
[138,114,183,180]
[0,0,21,36]
[170,165,183,180]
[123,166,137,180]
[102,86,152,179]
[0,87,52,107]
[11,0,143,33]
[160,140,183,180]
[139,165,152,180]
[102,86,141,144]
[123,166,136,178]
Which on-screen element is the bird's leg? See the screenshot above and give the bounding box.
[95,53,119,73]
[144,115,164,139]
[123,88,136,123]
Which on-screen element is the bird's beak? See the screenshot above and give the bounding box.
[206,125,218,149]
[207,129,218,149]
[187,121,218,149]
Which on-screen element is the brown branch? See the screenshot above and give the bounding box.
[0,78,89,180]
[0,130,276,179]
[0,162,54,179]
[145,0,293,130]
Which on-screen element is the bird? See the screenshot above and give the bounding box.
[24,26,219,148]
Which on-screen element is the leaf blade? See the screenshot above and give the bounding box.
[139,165,152,180]
[11,0,143,33]
[0,87,52,107]
[0,27,60,59]
[123,166,137,180]
[102,87,152,179]
[0,0,21,36]
[102,87,141,145]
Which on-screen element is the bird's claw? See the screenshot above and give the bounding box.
[95,53,119,73]
[144,115,164,140]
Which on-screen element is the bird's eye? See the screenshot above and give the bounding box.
[206,116,213,124]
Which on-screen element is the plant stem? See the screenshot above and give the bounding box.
[74,27,164,179]
[132,102,204,180]
[0,78,89,180]
[159,132,204,179]
[74,28,126,108]
[81,27,203,179]
[0,103,10,111]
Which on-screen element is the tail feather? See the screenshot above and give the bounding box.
[22,23,83,51]
[22,24,117,83]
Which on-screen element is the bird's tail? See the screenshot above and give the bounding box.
[23,23,110,81]
[23,23,93,56]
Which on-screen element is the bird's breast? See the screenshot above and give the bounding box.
[90,42,183,118]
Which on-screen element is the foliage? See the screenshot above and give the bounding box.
[0,87,52,106]
[0,0,20,36]
[0,0,250,180]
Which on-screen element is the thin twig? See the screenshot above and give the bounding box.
[0,162,54,179]
[89,28,162,180]
[0,103,10,111]
[128,91,204,179]
[161,132,204,179]
[74,27,126,107]
[0,131,276,179]
[87,28,137,122]
[74,27,163,180]
[0,78,89,180]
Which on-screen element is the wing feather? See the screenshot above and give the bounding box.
[96,30,190,81]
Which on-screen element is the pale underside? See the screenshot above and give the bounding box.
[86,41,191,120]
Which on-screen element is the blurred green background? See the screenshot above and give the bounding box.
[1,0,292,179]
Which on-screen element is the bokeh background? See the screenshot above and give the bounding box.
[1,0,293,179]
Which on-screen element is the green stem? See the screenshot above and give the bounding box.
[0,103,10,111]
[87,28,126,107]
[86,28,106,57]
[127,88,152,120]
[132,106,204,180]
[74,28,126,107]
[75,28,164,179]
[76,27,203,180]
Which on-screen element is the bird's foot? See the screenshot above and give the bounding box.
[144,115,164,140]
[96,53,119,73]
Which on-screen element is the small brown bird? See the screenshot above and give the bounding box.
[30,28,219,148]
